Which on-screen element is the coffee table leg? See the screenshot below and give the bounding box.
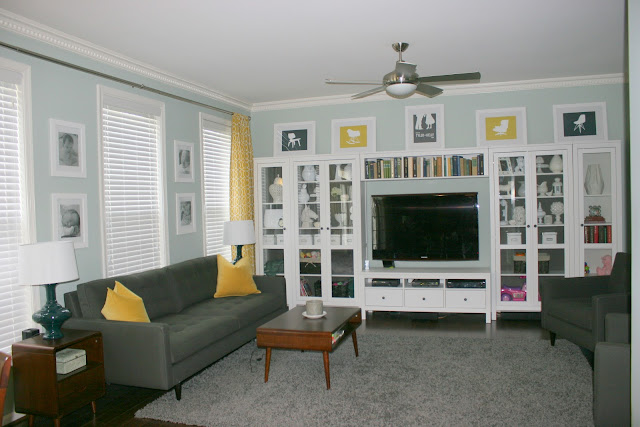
[352,330,359,357]
[264,347,272,383]
[323,351,330,389]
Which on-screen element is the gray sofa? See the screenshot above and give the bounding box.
[63,255,287,399]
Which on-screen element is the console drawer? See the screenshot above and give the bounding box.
[404,289,444,308]
[445,289,485,308]
[365,288,402,307]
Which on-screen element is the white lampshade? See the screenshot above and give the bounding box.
[386,83,417,97]
[19,241,79,286]
[223,220,256,246]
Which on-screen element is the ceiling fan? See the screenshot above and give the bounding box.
[326,42,481,100]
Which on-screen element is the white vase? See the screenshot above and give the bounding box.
[301,165,316,182]
[268,175,283,203]
[584,164,604,195]
[549,155,563,173]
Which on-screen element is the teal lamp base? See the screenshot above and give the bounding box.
[32,283,71,340]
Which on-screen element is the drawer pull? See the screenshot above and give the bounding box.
[382,296,385,300]
[464,298,468,302]
[422,297,426,301]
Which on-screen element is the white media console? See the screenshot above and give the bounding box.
[361,267,492,323]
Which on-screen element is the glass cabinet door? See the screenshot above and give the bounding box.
[496,154,529,305]
[296,163,323,298]
[576,147,618,276]
[328,161,355,300]
[257,164,287,278]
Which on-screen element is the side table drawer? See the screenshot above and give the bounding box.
[365,288,402,307]
[57,366,105,413]
[405,289,444,308]
[445,289,486,308]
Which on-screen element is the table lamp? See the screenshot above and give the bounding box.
[19,241,79,340]
[223,220,256,264]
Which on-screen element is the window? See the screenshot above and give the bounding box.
[0,59,35,353]
[99,86,167,277]
[200,113,231,259]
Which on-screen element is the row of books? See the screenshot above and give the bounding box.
[364,154,485,179]
[584,225,612,243]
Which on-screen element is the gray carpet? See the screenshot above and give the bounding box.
[136,334,593,426]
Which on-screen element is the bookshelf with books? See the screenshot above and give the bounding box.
[361,149,489,181]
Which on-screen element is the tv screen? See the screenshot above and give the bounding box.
[371,193,479,261]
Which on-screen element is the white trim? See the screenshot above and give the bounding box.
[252,74,626,112]
[0,9,251,111]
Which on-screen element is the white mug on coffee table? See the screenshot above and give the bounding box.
[306,300,323,316]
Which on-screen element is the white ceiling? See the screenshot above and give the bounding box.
[0,0,627,106]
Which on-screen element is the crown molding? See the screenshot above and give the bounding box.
[0,9,251,112]
[251,74,626,112]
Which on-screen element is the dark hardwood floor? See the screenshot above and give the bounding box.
[10,312,547,427]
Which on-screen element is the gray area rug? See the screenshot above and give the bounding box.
[136,334,593,426]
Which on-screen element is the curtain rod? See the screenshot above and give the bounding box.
[0,40,242,118]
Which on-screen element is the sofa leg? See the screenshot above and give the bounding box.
[549,332,556,346]
[174,383,182,400]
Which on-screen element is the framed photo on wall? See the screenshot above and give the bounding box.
[49,119,86,178]
[52,193,88,248]
[405,104,444,150]
[174,140,194,182]
[476,107,527,147]
[176,193,196,235]
[274,121,315,156]
[331,117,376,153]
[553,102,608,143]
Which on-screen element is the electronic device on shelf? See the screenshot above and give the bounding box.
[445,279,486,289]
[410,279,440,288]
[371,278,401,287]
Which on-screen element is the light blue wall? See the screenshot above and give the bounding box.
[0,29,248,300]
[251,82,628,268]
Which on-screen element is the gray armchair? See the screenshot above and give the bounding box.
[593,312,630,426]
[539,252,630,352]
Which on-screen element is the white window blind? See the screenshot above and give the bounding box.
[100,89,166,276]
[0,70,31,353]
[201,116,231,259]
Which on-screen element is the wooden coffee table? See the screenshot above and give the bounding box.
[256,306,361,389]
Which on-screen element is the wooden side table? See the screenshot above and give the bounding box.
[12,329,106,427]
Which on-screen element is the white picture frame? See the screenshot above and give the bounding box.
[552,102,608,143]
[476,107,527,147]
[274,121,316,156]
[331,116,376,154]
[52,193,88,249]
[49,119,86,178]
[174,140,194,182]
[176,193,196,235]
[405,104,444,150]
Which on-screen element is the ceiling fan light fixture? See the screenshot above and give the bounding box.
[386,83,416,97]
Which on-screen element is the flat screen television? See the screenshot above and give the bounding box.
[371,192,479,262]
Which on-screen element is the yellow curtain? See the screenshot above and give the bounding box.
[230,113,255,272]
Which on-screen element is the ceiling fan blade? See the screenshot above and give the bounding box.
[395,61,417,77]
[418,72,481,84]
[352,86,386,99]
[415,83,444,98]
[325,79,380,85]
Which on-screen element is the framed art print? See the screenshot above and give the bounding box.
[174,140,194,182]
[405,104,444,150]
[50,119,86,178]
[274,121,315,156]
[476,107,527,147]
[331,117,376,154]
[176,193,196,235]
[553,102,607,143]
[52,193,88,248]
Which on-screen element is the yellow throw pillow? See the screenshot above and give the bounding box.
[101,281,150,322]
[214,254,261,298]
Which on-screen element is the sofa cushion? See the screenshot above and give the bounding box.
[77,269,181,320]
[165,255,218,311]
[153,313,240,364]
[214,255,260,298]
[545,297,593,330]
[100,282,150,322]
[182,293,283,328]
